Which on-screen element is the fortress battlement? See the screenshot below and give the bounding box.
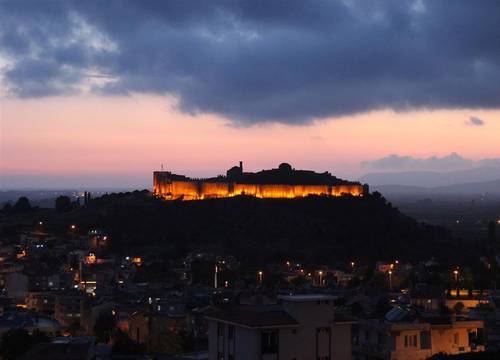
[153,162,368,200]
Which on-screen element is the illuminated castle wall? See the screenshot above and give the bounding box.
[153,163,367,200]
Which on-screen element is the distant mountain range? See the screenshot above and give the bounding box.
[359,166,500,194]
[369,179,500,195]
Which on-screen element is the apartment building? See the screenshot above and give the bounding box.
[206,294,354,360]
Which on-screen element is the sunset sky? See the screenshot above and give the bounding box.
[1,1,500,188]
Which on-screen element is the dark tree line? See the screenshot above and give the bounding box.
[80,191,459,267]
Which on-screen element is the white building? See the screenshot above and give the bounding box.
[354,307,485,360]
[206,294,354,360]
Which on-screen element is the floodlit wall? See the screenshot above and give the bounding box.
[153,172,364,200]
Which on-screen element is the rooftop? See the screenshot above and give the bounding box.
[278,294,338,302]
[205,306,298,328]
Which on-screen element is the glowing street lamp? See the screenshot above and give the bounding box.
[70,224,76,231]
[350,261,355,268]
[214,264,218,288]
[453,269,459,283]
[388,270,393,290]
[318,270,323,287]
[258,271,263,285]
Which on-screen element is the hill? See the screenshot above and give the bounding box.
[62,191,460,266]
[360,166,500,188]
[371,179,500,196]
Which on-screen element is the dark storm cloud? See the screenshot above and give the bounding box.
[1,0,500,124]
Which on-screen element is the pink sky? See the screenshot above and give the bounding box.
[1,94,500,188]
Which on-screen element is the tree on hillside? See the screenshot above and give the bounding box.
[94,311,117,343]
[55,195,72,213]
[13,197,31,212]
[149,327,185,355]
[112,329,145,355]
[453,302,465,315]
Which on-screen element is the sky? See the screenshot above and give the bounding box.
[1,1,500,189]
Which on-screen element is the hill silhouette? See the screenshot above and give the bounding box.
[79,191,459,266]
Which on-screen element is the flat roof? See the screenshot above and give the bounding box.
[205,307,298,328]
[278,294,337,302]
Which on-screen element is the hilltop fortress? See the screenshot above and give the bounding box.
[153,162,368,200]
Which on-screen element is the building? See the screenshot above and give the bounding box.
[154,163,367,200]
[354,306,485,360]
[54,292,85,328]
[409,285,445,312]
[26,292,56,314]
[206,294,354,360]
[445,289,490,314]
[129,303,188,348]
[0,310,60,336]
[4,272,29,303]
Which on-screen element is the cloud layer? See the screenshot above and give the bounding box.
[1,1,500,124]
[362,153,500,172]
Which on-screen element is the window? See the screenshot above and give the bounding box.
[261,331,279,354]
[420,331,431,349]
[218,323,225,337]
[317,327,330,334]
[404,335,418,348]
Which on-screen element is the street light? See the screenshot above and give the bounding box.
[388,270,393,290]
[214,264,218,288]
[453,269,460,295]
[318,271,323,287]
[258,271,263,285]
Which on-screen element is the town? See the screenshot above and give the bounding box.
[2,1,500,359]
[0,189,499,360]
